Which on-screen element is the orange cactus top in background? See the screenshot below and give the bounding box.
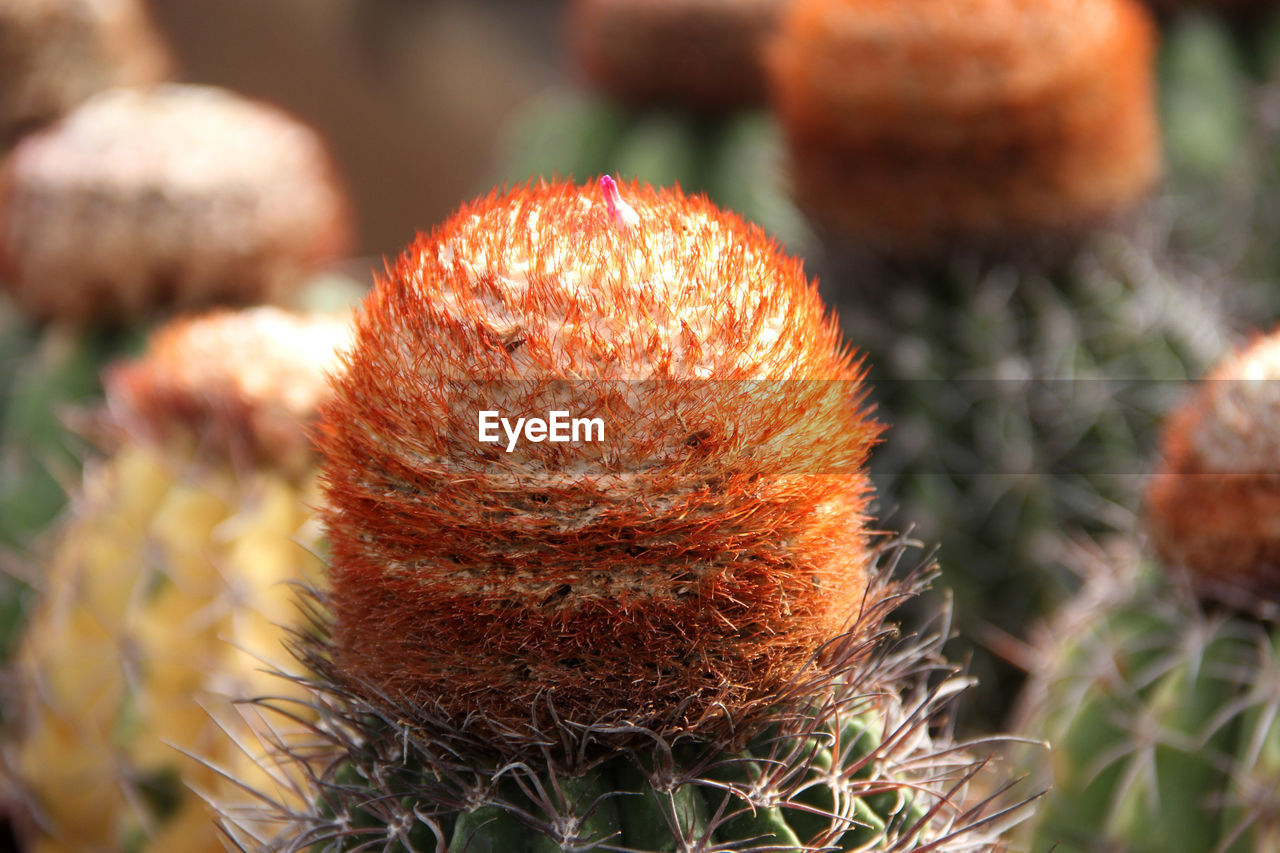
[1148,330,1280,607]
[318,178,882,735]
[770,0,1160,253]
[104,307,353,478]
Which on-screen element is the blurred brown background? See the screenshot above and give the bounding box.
[144,0,570,261]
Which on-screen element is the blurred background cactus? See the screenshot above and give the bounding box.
[0,55,356,665]
[5,307,350,851]
[1014,328,1280,851]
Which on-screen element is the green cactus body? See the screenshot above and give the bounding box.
[1016,548,1280,852]
[0,316,142,552]
[822,236,1231,725]
[424,711,914,853]
[0,298,146,669]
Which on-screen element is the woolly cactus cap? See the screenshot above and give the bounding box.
[1147,329,1280,605]
[0,0,171,143]
[769,0,1160,252]
[319,178,881,736]
[0,85,353,325]
[568,0,787,110]
[104,307,353,476]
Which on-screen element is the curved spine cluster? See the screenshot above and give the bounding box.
[221,541,1034,852]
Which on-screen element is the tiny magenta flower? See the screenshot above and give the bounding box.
[769,0,1160,252]
[318,179,882,731]
[1147,330,1280,604]
[599,174,639,230]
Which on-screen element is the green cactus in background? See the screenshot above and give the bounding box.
[760,0,1265,729]
[1014,543,1280,852]
[824,234,1232,728]
[0,297,143,663]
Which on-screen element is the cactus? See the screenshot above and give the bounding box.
[216,178,1035,851]
[495,0,809,251]
[769,0,1161,255]
[3,307,353,852]
[1014,328,1280,852]
[226,544,1027,853]
[0,82,356,659]
[760,0,1237,723]
[1014,542,1280,852]
[827,236,1231,725]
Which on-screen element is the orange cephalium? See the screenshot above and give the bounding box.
[104,307,352,477]
[318,178,882,733]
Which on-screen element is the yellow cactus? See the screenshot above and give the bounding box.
[5,307,351,852]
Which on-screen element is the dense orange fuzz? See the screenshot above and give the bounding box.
[769,0,1160,252]
[319,180,881,730]
[1147,330,1280,605]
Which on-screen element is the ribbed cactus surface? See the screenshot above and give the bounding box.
[1015,326,1280,851]
[825,234,1230,725]
[224,545,1025,853]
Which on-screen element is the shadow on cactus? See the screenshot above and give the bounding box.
[208,178,1038,850]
